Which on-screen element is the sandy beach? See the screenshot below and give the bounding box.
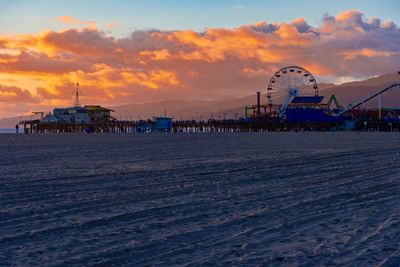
[1,132,400,266]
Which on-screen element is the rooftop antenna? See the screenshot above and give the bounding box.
[74,82,80,107]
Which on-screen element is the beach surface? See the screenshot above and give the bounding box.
[1,132,400,266]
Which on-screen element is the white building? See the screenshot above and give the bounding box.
[43,106,114,124]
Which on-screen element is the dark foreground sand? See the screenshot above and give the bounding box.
[1,133,400,266]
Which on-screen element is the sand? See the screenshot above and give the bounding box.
[1,132,400,266]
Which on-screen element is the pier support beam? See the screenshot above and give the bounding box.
[378,94,382,119]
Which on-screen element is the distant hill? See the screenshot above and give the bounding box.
[110,95,260,121]
[1,73,399,127]
[0,115,37,129]
[320,73,400,108]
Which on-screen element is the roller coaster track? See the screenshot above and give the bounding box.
[337,83,400,116]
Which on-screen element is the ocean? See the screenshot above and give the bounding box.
[0,128,19,133]
[1,133,400,265]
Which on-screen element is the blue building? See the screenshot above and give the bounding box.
[154,117,173,132]
[284,96,342,123]
[135,117,173,133]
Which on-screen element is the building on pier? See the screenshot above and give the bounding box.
[42,83,115,124]
[43,105,115,124]
[154,117,173,132]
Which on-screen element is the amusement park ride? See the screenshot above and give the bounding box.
[245,65,400,125]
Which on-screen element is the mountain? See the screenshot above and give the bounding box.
[320,73,400,108]
[0,115,35,129]
[1,73,399,127]
[111,95,259,121]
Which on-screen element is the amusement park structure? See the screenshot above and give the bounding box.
[245,65,400,130]
[337,83,400,118]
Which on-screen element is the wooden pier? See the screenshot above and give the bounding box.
[20,118,400,134]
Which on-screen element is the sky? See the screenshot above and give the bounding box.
[0,0,399,117]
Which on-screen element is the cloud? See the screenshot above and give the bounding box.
[290,18,312,33]
[0,10,399,117]
[106,22,118,30]
[0,84,35,102]
[57,16,96,28]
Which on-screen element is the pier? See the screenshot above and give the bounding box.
[17,67,400,134]
[20,118,400,134]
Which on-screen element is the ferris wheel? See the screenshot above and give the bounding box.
[267,66,319,108]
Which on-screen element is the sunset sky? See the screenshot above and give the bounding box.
[0,0,399,118]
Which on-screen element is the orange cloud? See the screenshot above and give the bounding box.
[336,10,361,21]
[0,84,34,102]
[106,22,118,30]
[342,48,395,60]
[139,49,173,61]
[57,16,96,28]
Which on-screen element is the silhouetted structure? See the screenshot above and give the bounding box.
[19,69,400,133]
